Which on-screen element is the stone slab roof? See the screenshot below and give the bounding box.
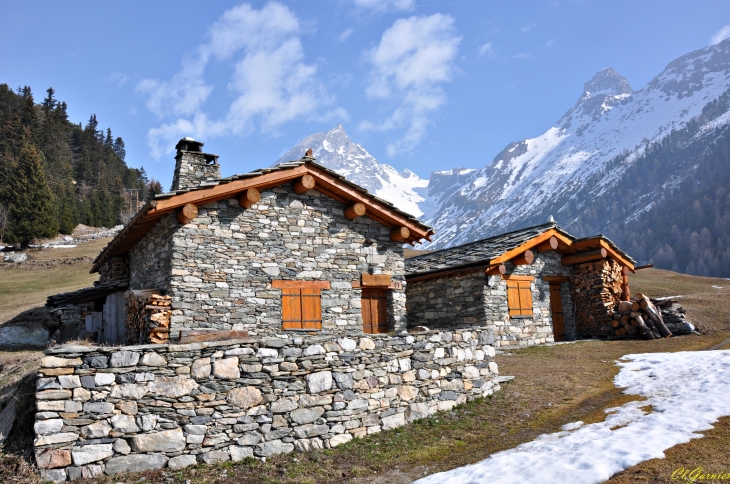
[47,280,129,308]
[405,222,635,277]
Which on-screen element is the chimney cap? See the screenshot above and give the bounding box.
[175,137,205,152]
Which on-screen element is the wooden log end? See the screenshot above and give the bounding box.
[293,174,316,194]
[344,203,366,220]
[390,226,410,242]
[177,203,198,224]
[512,250,535,266]
[239,188,261,209]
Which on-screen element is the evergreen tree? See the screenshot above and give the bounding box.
[2,143,58,246]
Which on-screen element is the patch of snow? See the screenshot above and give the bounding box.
[415,350,730,484]
[712,286,724,289]
[51,245,78,249]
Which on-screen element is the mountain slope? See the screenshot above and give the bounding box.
[422,39,730,251]
[274,124,428,217]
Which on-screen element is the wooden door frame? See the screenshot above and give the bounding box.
[548,282,566,341]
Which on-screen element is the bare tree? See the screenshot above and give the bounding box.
[0,204,8,243]
[119,209,135,226]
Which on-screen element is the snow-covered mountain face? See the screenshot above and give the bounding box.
[421,38,730,248]
[274,124,428,217]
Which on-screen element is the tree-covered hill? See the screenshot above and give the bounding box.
[0,84,158,246]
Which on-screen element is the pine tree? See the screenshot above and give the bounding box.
[2,143,58,246]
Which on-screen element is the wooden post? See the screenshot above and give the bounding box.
[390,227,410,242]
[485,263,506,276]
[344,203,366,220]
[238,188,260,209]
[177,203,198,224]
[293,174,315,194]
[561,248,607,266]
[621,274,630,301]
[536,236,559,252]
[511,250,534,266]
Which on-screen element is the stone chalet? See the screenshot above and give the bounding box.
[50,137,433,344]
[404,222,636,347]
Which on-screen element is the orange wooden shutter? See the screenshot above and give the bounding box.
[282,288,303,329]
[362,291,374,334]
[301,288,322,329]
[517,280,533,316]
[507,280,533,316]
[361,289,388,334]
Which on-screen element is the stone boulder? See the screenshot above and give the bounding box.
[129,428,186,452]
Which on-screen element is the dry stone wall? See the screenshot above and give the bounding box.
[406,251,576,348]
[34,329,499,482]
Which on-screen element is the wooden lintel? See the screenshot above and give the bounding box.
[361,273,392,287]
[561,248,608,266]
[543,276,569,282]
[271,280,331,289]
[502,275,534,281]
[352,279,403,290]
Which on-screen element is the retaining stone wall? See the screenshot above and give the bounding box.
[406,251,576,347]
[34,329,499,481]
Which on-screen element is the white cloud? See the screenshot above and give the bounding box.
[108,73,129,86]
[338,28,354,42]
[544,38,556,48]
[513,52,533,60]
[351,0,414,12]
[136,2,345,158]
[521,22,536,33]
[478,42,495,58]
[362,14,461,155]
[711,25,730,45]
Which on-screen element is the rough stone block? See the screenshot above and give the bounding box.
[168,454,198,469]
[140,352,167,367]
[37,389,73,400]
[230,445,254,461]
[110,351,140,368]
[129,428,186,452]
[41,356,82,368]
[213,357,240,379]
[254,439,294,457]
[270,396,298,413]
[104,454,168,475]
[35,448,72,469]
[113,439,131,455]
[83,402,113,414]
[71,444,114,466]
[79,420,112,438]
[94,373,115,386]
[329,433,353,447]
[290,406,324,425]
[191,357,211,379]
[34,418,63,435]
[306,371,332,394]
[149,376,198,398]
[228,386,263,409]
[381,412,405,430]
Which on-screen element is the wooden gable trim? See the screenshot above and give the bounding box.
[574,237,635,271]
[271,280,331,289]
[92,163,432,272]
[490,229,571,265]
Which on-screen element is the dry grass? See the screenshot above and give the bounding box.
[0,238,110,324]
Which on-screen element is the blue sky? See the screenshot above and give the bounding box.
[3,0,730,188]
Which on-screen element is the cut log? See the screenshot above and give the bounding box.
[344,203,366,220]
[390,227,410,242]
[640,298,672,338]
[177,203,198,224]
[536,236,559,252]
[511,250,535,266]
[631,301,641,312]
[485,263,507,276]
[618,301,633,313]
[562,248,608,266]
[292,174,316,194]
[238,188,261,209]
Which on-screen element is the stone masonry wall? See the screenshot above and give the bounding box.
[170,151,221,192]
[128,215,176,292]
[164,184,406,339]
[33,329,500,482]
[406,251,576,348]
[406,271,487,328]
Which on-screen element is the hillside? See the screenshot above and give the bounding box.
[0,84,151,246]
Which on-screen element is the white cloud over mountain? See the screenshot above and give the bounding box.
[360,14,461,155]
[137,2,344,158]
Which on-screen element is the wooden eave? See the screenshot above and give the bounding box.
[91,163,433,273]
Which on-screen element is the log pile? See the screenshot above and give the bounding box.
[570,259,624,337]
[125,290,172,344]
[651,296,696,335]
[609,293,674,339]
[99,256,129,283]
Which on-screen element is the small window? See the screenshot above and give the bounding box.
[506,276,534,317]
[272,280,330,330]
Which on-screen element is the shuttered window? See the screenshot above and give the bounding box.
[506,276,534,317]
[273,280,330,330]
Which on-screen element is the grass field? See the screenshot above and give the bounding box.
[0,254,728,483]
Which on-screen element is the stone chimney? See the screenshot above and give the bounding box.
[170,137,221,191]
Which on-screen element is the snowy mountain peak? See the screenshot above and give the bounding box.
[274,125,429,217]
[580,68,632,100]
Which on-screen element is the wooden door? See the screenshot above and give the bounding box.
[549,282,565,341]
[361,289,388,334]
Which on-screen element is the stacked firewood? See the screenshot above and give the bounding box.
[571,259,624,337]
[125,290,172,344]
[610,293,673,339]
[99,256,129,283]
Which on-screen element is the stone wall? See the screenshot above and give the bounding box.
[170,151,221,192]
[34,329,500,482]
[406,251,576,348]
[160,184,406,339]
[128,215,175,292]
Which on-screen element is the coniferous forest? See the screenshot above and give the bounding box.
[0,84,159,246]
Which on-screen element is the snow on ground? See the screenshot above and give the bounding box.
[415,350,730,484]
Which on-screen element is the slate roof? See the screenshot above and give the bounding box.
[47,280,129,307]
[91,156,433,272]
[405,222,635,277]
